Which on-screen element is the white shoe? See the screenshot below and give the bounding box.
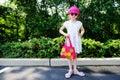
[65,70,73,78]
[73,70,85,76]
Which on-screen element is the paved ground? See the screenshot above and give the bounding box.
[0,66,120,80]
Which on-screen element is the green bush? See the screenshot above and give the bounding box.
[104,39,120,57]
[0,37,120,58]
[1,42,21,58]
[81,38,105,58]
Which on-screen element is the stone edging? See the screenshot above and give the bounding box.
[0,58,120,66]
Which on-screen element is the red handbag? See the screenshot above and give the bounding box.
[60,37,76,60]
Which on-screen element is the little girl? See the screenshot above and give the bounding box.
[59,6,85,78]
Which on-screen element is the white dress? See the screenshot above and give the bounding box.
[63,20,82,53]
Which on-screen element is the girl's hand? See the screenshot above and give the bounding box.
[79,26,85,37]
[65,34,70,37]
[79,33,82,37]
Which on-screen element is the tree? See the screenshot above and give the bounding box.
[0,0,120,43]
[0,5,16,43]
[78,0,120,42]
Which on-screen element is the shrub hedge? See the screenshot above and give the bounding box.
[0,36,120,58]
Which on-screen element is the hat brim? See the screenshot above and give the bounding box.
[68,11,79,14]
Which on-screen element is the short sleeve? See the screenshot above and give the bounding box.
[78,21,83,29]
[63,21,68,28]
[79,21,83,26]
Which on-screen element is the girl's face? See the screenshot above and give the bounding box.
[69,13,78,21]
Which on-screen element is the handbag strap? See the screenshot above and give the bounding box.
[65,37,73,47]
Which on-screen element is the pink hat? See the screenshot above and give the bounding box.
[68,6,80,15]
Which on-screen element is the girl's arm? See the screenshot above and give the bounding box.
[59,26,69,37]
[79,26,85,37]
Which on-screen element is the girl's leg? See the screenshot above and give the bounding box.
[73,58,77,70]
[65,60,73,78]
[68,59,73,70]
[73,56,85,76]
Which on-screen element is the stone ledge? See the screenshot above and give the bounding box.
[0,58,120,66]
[0,58,49,66]
[51,58,120,66]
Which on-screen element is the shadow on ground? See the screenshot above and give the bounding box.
[0,66,120,80]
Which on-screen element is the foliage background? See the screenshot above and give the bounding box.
[0,37,120,58]
[0,0,120,58]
